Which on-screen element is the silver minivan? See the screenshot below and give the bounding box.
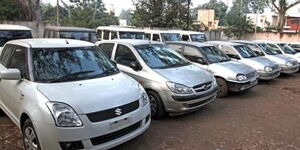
[207,41,281,80]
[96,40,218,118]
[0,39,150,150]
[166,41,258,97]
[233,40,299,74]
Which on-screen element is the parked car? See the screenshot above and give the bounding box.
[207,41,281,80]
[44,26,97,43]
[0,24,32,50]
[144,29,182,42]
[97,26,145,41]
[0,39,150,150]
[257,41,300,64]
[96,40,218,118]
[166,41,258,97]
[233,40,299,74]
[289,43,300,52]
[170,30,207,42]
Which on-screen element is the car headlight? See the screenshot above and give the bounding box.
[286,62,293,67]
[141,92,149,107]
[212,78,217,87]
[46,102,83,127]
[236,74,247,81]
[166,82,193,94]
[264,66,273,72]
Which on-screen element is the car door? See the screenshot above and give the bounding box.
[0,46,29,122]
[183,45,209,70]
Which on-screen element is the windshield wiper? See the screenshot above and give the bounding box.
[48,70,95,83]
[88,68,118,79]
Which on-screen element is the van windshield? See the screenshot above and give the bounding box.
[257,43,280,55]
[0,30,32,47]
[134,44,190,69]
[161,33,182,42]
[119,32,144,39]
[59,31,97,43]
[190,34,207,42]
[277,43,297,54]
[234,45,257,58]
[32,46,119,83]
[199,46,231,63]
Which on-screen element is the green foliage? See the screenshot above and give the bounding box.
[119,9,133,25]
[0,0,25,21]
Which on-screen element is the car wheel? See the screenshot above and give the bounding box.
[216,78,228,98]
[22,119,41,150]
[147,91,166,119]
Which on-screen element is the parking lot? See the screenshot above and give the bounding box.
[1,73,300,150]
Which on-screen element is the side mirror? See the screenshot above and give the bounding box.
[130,61,142,71]
[0,68,21,80]
[110,59,117,66]
[197,57,207,64]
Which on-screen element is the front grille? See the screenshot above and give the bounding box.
[246,71,256,79]
[86,100,139,122]
[188,96,214,108]
[193,81,212,93]
[292,61,298,66]
[90,121,141,146]
[272,65,280,70]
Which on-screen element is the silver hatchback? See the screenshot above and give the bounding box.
[96,40,218,118]
[166,41,258,97]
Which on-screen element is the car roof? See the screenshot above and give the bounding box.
[96,26,144,32]
[45,26,95,32]
[206,41,243,46]
[0,24,31,31]
[169,30,205,34]
[254,40,284,44]
[165,41,212,47]
[96,39,162,46]
[6,38,94,48]
[143,29,179,34]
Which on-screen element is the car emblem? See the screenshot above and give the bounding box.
[115,108,122,116]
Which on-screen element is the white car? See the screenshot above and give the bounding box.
[0,39,150,150]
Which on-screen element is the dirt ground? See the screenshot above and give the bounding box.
[1,73,300,150]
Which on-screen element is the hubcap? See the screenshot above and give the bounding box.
[149,95,158,116]
[24,127,38,150]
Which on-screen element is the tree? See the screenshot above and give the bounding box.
[271,0,300,31]
[0,0,25,21]
[119,9,133,25]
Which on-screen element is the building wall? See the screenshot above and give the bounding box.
[196,9,218,30]
[241,32,300,42]
[286,17,300,31]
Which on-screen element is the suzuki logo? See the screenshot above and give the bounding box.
[115,108,122,116]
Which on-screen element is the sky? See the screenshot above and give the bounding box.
[42,0,233,16]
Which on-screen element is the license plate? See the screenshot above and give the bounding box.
[110,117,130,129]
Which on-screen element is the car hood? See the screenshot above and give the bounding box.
[240,56,276,70]
[266,54,296,65]
[285,54,300,63]
[209,61,255,76]
[154,64,214,87]
[37,73,142,114]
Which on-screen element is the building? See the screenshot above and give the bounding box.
[194,9,219,31]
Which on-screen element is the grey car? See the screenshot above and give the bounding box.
[233,40,299,74]
[207,41,281,80]
[166,41,258,97]
[96,40,218,118]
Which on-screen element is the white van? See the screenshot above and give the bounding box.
[96,26,145,41]
[143,30,182,42]
[170,30,207,42]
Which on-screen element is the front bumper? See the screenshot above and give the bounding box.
[34,105,150,150]
[228,78,258,92]
[160,86,218,115]
[257,69,281,80]
[281,65,299,74]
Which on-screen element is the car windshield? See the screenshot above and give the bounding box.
[277,43,297,54]
[0,30,32,47]
[199,46,231,63]
[234,45,257,58]
[32,46,119,83]
[266,43,283,54]
[161,33,182,42]
[257,43,279,55]
[59,31,97,43]
[190,34,207,42]
[134,44,190,69]
[119,31,145,39]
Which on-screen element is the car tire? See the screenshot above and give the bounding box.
[0,109,4,116]
[216,78,228,98]
[22,119,41,150]
[147,90,166,119]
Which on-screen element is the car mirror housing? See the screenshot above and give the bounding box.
[0,68,22,80]
[130,61,142,71]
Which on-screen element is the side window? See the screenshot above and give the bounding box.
[248,44,264,56]
[98,43,115,58]
[115,44,137,67]
[168,44,184,54]
[111,31,118,40]
[103,30,110,40]
[8,46,29,79]
[221,45,240,59]
[0,44,15,67]
[97,30,102,40]
[49,31,54,38]
[145,34,151,40]
[44,30,49,38]
[152,34,160,41]
[182,35,189,41]
[183,46,206,64]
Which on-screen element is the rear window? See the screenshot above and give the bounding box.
[0,30,32,47]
